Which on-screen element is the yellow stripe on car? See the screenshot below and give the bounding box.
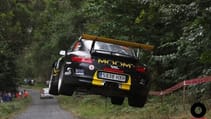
[92,71,104,86]
[53,68,60,76]
[119,76,131,91]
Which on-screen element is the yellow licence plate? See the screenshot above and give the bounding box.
[98,71,126,82]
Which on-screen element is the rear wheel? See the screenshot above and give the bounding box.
[128,73,150,107]
[128,85,149,107]
[128,93,147,107]
[111,96,124,105]
[58,64,75,96]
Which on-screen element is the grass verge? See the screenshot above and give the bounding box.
[0,97,31,119]
[57,93,211,119]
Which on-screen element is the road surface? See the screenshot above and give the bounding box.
[14,89,78,119]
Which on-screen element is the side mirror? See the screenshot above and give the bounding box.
[59,50,66,56]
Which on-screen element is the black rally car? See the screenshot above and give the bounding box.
[49,34,154,107]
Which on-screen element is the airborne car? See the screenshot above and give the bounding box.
[49,34,154,107]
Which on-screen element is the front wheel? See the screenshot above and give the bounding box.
[58,64,75,96]
[49,70,59,95]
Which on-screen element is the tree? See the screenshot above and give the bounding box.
[18,0,86,81]
[0,0,33,90]
[135,0,211,91]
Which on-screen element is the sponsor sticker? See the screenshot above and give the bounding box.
[89,65,95,70]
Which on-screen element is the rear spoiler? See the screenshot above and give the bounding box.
[81,34,154,51]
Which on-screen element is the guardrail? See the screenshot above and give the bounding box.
[149,76,211,96]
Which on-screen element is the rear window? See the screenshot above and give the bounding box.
[82,39,136,57]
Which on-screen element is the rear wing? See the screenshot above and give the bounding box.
[81,34,154,51]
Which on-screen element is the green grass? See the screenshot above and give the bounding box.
[57,93,211,119]
[0,97,31,119]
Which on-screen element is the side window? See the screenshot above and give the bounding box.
[72,41,81,51]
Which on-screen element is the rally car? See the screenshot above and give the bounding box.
[49,34,154,107]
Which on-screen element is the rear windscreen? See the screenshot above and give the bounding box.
[82,39,136,57]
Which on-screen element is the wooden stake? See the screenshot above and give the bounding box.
[183,85,186,110]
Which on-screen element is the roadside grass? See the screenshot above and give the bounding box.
[0,97,31,119]
[22,82,47,90]
[57,93,211,119]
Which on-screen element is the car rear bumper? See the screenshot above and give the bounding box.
[63,73,133,97]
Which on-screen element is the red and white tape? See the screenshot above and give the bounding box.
[149,76,211,96]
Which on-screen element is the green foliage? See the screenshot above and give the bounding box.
[19,0,87,80]
[0,0,33,90]
[0,52,17,90]
[200,51,211,64]
[134,0,211,91]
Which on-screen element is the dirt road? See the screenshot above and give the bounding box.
[14,89,77,119]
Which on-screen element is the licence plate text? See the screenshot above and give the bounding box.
[98,72,126,82]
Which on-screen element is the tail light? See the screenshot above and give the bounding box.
[103,67,124,73]
[135,66,146,73]
[71,56,93,64]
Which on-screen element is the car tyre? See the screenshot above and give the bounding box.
[128,93,147,107]
[58,64,75,96]
[128,85,149,108]
[111,96,124,105]
[128,73,151,107]
[49,70,59,95]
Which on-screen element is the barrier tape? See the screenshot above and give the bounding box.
[149,76,211,96]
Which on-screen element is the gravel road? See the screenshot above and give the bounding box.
[14,89,78,119]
